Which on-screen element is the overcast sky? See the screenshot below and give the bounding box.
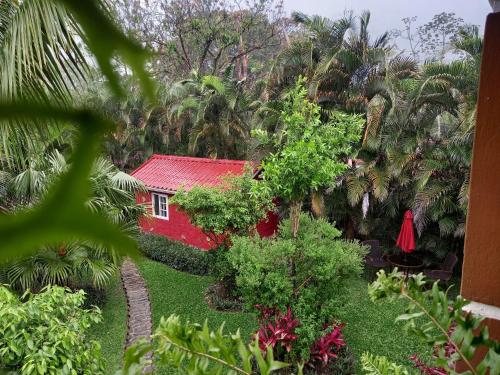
[282,0,491,45]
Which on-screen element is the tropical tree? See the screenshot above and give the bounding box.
[0,0,89,168]
[340,26,481,254]
[258,79,364,238]
[170,71,260,159]
[269,11,390,113]
[0,150,145,290]
[113,0,286,82]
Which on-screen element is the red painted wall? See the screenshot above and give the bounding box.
[137,191,279,250]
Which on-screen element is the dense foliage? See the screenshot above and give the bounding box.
[172,170,273,246]
[228,214,367,359]
[258,80,363,202]
[120,315,290,375]
[0,0,152,272]
[366,270,500,375]
[0,285,104,374]
[0,152,145,290]
[137,233,210,275]
[0,0,490,373]
[257,79,363,236]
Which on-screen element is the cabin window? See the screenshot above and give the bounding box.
[152,193,169,219]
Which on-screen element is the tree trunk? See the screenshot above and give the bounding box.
[290,200,303,239]
[311,190,325,218]
[346,216,356,240]
[289,200,302,291]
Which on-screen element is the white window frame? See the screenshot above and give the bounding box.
[151,192,169,220]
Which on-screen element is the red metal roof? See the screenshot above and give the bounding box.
[131,154,249,192]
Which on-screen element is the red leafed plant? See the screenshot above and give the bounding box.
[309,324,346,366]
[410,355,448,375]
[410,322,456,375]
[254,306,300,354]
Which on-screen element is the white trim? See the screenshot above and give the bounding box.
[462,301,500,321]
[148,187,177,195]
[151,192,169,220]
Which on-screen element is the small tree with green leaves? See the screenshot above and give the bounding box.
[0,285,103,374]
[172,169,273,289]
[257,78,364,238]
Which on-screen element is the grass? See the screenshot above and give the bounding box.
[89,258,433,373]
[337,277,431,371]
[137,257,256,374]
[87,274,127,374]
[137,257,256,336]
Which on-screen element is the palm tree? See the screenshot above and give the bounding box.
[0,150,146,290]
[269,11,390,112]
[171,71,258,159]
[0,0,90,169]
[340,27,481,254]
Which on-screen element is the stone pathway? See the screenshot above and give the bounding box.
[121,259,153,372]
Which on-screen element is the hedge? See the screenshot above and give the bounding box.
[137,233,210,275]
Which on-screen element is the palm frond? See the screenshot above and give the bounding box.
[0,0,89,168]
[111,170,144,191]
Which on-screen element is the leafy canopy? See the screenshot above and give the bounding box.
[0,285,103,374]
[259,78,364,202]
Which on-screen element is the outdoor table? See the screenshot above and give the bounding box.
[387,253,424,277]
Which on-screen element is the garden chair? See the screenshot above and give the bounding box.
[362,240,390,269]
[423,252,458,283]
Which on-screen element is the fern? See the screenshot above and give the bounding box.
[361,353,414,375]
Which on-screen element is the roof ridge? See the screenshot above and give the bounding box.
[150,154,249,165]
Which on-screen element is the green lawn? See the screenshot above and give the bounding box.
[89,258,432,374]
[88,275,127,374]
[137,257,255,374]
[337,277,431,370]
[137,257,256,337]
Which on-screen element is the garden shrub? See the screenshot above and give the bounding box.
[228,214,367,360]
[0,285,103,374]
[253,305,355,374]
[137,233,210,275]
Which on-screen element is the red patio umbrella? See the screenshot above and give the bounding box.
[396,210,416,253]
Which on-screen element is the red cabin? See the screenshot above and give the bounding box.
[131,154,279,250]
